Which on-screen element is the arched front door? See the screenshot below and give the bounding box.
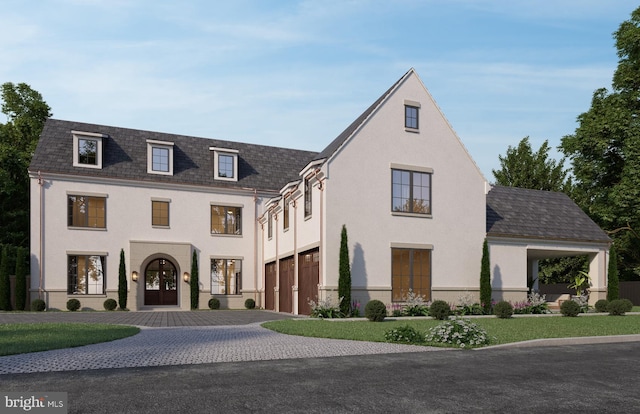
[144,258,178,306]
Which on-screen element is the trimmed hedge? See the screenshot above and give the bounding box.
[493,301,514,319]
[560,300,580,317]
[104,298,118,311]
[208,297,221,310]
[244,298,256,309]
[364,300,387,322]
[429,300,451,320]
[66,298,81,312]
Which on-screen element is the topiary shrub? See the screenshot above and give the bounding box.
[31,298,46,312]
[104,298,118,311]
[244,298,256,309]
[364,299,387,322]
[594,299,609,313]
[208,297,220,310]
[493,301,514,319]
[608,298,633,316]
[384,324,424,344]
[560,300,580,317]
[67,298,81,311]
[429,300,451,320]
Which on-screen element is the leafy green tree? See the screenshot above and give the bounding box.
[14,246,27,311]
[492,137,570,192]
[560,6,640,280]
[480,239,491,313]
[118,249,127,310]
[607,245,620,301]
[0,83,51,248]
[338,225,351,315]
[0,245,11,310]
[191,250,199,310]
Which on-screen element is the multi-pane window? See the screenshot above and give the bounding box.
[304,177,312,218]
[68,255,105,295]
[152,147,170,172]
[283,196,290,230]
[392,248,431,302]
[211,205,242,234]
[78,139,98,165]
[405,105,419,129]
[392,169,431,214]
[211,258,242,295]
[152,200,170,227]
[68,195,106,228]
[218,154,234,178]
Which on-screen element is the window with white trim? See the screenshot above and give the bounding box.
[72,131,106,169]
[211,258,242,295]
[68,254,106,295]
[147,140,174,175]
[211,147,239,181]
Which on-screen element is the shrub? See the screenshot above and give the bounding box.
[104,298,118,311]
[608,299,633,316]
[208,298,220,310]
[31,299,46,312]
[560,300,580,317]
[365,299,387,322]
[244,298,256,309]
[309,295,343,318]
[493,301,513,318]
[118,249,127,310]
[429,300,451,320]
[401,289,429,316]
[594,299,609,313]
[66,298,81,312]
[384,324,424,344]
[425,318,491,348]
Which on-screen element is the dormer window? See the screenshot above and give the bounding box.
[72,131,106,169]
[404,100,421,132]
[210,147,239,182]
[147,140,174,175]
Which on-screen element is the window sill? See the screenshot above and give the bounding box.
[68,226,107,231]
[391,212,432,219]
[67,294,107,297]
[210,233,243,238]
[304,215,312,221]
[152,225,171,229]
[404,127,420,133]
[210,294,242,297]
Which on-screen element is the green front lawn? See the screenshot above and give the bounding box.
[262,315,640,347]
[0,323,140,356]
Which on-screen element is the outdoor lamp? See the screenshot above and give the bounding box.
[183,272,190,283]
[131,271,138,282]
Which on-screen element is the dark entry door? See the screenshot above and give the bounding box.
[265,262,276,311]
[298,249,320,315]
[279,257,294,313]
[144,258,178,306]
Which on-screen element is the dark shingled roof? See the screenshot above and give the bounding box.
[486,185,610,243]
[314,68,411,162]
[30,119,318,192]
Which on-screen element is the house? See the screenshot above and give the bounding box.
[28,68,610,313]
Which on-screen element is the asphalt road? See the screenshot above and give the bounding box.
[3,341,639,413]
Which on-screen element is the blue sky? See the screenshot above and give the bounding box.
[1,0,637,179]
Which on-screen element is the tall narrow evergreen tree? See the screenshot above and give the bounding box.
[480,239,491,313]
[191,250,199,310]
[0,245,11,310]
[14,247,27,311]
[118,249,127,310]
[338,225,351,315]
[607,245,620,301]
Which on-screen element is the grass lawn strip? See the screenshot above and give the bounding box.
[0,323,140,356]
[262,315,640,348]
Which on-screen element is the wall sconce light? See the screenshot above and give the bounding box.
[131,271,139,282]
[183,272,190,283]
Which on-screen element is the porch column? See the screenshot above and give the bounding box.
[588,250,607,305]
[528,259,539,292]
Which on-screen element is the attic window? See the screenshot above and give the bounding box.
[72,131,107,169]
[210,147,239,182]
[147,139,174,175]
[404,100,421,132]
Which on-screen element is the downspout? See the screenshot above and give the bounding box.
[292,198,298,312]
[274,207,279,312]
[316,170,326,299]
[253,189,258,303]
[37,171,45,300]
